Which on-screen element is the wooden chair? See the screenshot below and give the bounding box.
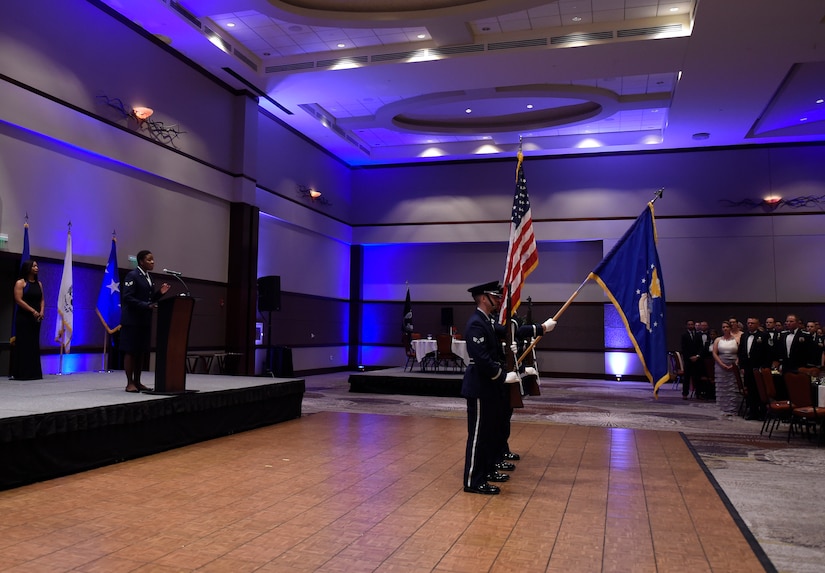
[757,368,792,437]
[784,371,825,443]
[434,334,462,372]
[403,333,421,372]
[668,351,684,389]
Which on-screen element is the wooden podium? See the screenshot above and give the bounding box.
[153,295,196,394]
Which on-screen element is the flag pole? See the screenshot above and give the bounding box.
[516,276,590,364]
[516,187,665,365]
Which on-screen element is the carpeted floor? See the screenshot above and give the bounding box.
[302,369,825,573]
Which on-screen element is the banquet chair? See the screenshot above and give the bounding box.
[434,334,462,372]
[784,371,825,443]
[668,351,683,389]
[757,368,792,437]
[404,333,421,372]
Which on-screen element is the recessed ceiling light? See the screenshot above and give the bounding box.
[417,34,426,39]
[692,132,710,140]
[263,52,271,56]
[337,43,346,48]
[800,117,808,122]
[226,22,235,27]
[669,7,679,12]
[572,16,582,22]
[465,108,472,114]
[816,99,824,104]
[526,104,534,109]
[482,27,491,32]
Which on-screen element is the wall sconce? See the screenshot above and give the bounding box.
[297,184,332,207]
[131,106,154,121]
[97,95,185,146]
[721,194,825,211]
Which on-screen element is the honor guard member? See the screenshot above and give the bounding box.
[462,281,556,495]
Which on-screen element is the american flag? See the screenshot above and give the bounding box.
[499,150,538,323]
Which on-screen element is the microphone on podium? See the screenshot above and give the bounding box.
[162,268,190,296]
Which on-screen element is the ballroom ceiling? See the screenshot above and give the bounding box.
[100,0,825,166]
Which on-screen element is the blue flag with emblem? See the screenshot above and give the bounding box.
[588,202,668,395]
[96,237,121,334]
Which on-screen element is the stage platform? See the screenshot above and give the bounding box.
[0,371,304,491]
[348,366,463,397]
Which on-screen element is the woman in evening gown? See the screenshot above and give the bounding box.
[12,260,44,380]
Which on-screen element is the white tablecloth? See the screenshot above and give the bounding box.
[411,338,469,365]
[819,385,825,408]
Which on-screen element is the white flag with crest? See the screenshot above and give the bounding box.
[55,228,74,352]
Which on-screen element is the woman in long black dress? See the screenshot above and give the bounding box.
[12,260,44,380]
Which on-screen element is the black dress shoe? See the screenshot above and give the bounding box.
[495,461,516,471]
[464,483,500,495]
[486,472,510,482]
[503,452,520,461]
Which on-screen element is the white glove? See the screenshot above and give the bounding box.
[510,343,518,355]
[525,366,538,376]
[505,371,520,384]
[542,318,557,333]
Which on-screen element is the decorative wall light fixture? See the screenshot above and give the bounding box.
[297,184,331,206]
[131,106,154,121]
[720,194,825,211]
[97,95,185,146]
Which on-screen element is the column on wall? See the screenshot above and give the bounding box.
[349,245,363,368]
[226,203,259,374]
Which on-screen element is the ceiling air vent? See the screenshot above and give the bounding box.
[266,61,315,73]
[204,27,231,52]
[372,51,417,63]
[551,31,613,44]
[488,38,548,51]
[316,55,369,69]
[169,0,201,28]
[233,49,258,72]
[432,44,484,56]
[617,24,682,38]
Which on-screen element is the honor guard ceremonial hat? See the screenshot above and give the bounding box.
[468,281,503,298]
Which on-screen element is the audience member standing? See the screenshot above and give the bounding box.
[680,320,704,399]
[738,317,770,419]
[713,321,739,416]
[773,314,816,373]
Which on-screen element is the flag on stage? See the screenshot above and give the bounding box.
[588,202,668,395]
[499,150,539,324]
[96,237,121,334]
[402,286,413,334]
[55,227,74,352]
[10,222,31,344]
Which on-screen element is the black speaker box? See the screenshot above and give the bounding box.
[258,275,281,312]
[440,307,454,327]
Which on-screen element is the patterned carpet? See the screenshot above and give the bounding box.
[302,369,825,573]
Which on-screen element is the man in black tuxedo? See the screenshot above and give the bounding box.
[738,317,771,419]
[805,321,823,366]
[764,317,782,347]
[680,320,705,399]
[773,314,817,373]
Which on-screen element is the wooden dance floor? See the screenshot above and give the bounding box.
[0,411,770,572]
